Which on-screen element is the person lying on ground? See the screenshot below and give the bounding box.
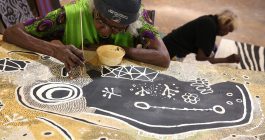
[163,10,240,64]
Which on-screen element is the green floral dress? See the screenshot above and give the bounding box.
[24,1,159,49]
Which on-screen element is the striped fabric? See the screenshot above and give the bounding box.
[35,0,61,17]
[236,41,265,72]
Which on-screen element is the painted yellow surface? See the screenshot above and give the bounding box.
[0,39,264,140]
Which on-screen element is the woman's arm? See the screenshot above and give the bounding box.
[3,23,84,72]
[196,48,240,64]
[3,7,84,72]
[124,37,170,68]
[123,8,170,68]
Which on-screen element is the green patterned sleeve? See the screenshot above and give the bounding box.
[137,8,160,39]
[23,7,66,41]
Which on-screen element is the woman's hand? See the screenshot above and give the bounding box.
[51,40,85,72]
[197,49,241,64]
[225,54,241,63]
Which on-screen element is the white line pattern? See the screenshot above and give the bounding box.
[101,65,159,82]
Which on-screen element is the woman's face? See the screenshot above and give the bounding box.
[93,10,129,38]
[218,22,234,36]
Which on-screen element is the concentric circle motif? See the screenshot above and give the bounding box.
[30,82,83,105]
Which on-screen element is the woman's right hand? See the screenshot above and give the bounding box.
[226,54,241,63]
[52,43,85,72]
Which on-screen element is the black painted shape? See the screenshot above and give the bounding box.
[12,60,28,68]
[0,101,3,111]
[102,66,120,75]
[61,67,68,77]
[243,75,249,79]
[44,132,52,135]
[52,90,69,98]
[5,66,18,71]
[0,59,4,64]
[38,117,72,140]
[41,55,51,60]
[83,66,252,134]
[87,69,101,79]
[0,58,29,72]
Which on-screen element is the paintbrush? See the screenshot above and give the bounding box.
[79,5,86,76]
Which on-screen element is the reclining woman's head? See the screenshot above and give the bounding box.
[92,0,141,38]
[217,10,238,36]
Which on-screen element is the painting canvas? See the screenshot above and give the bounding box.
[0,40,265,140]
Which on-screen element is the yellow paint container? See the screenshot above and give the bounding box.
[96,45,125,66]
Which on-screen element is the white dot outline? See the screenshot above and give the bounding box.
[226,101,233,105]
[245,81,250,85]
[242,75,249,79]
[236,99,243,103]
[134,102,150,110]
[226,93,233,97]
[213,105,226,114]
